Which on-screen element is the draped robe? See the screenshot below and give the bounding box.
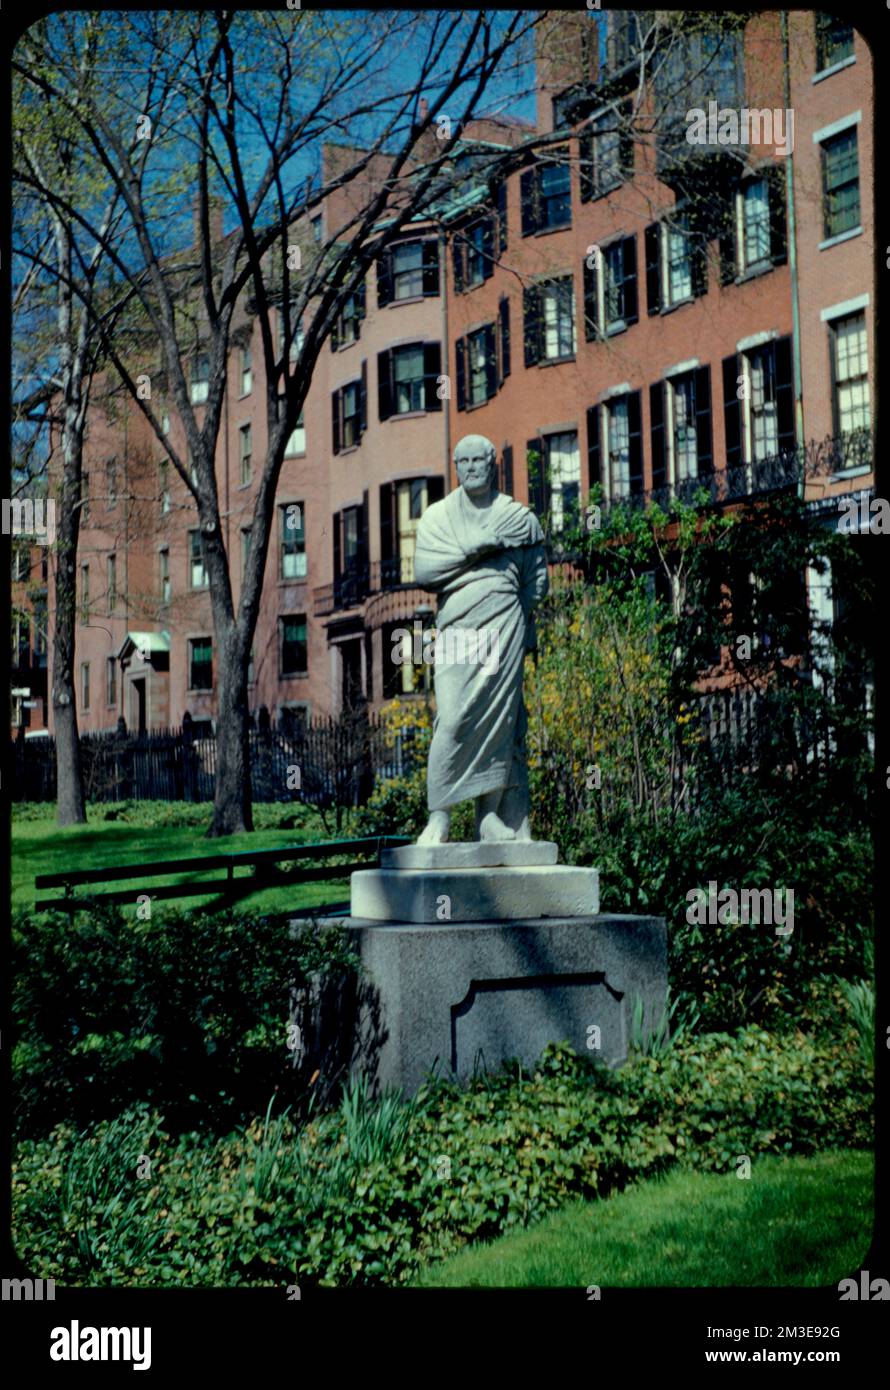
[413,487,549,812]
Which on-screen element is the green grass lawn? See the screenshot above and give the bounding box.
[417,1151,873,1288]
[12,804,357,918]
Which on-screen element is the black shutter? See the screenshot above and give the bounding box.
[360,490,369,579]
[722,354,743,467]
[484,325,498,400]
[333,511,342,581]
[377,250,393,307]
[527,436,545,514]
[356,279,366,331]
[423,342,442,412]
[452,235,464,293]
[331,313,340,352]
[495,181,507,252]
[377,350,392,421]
[579,129,593,203]
[360,360,368,435]
[523,285,541,366]
[619,101,634,179]
[690,228,708,299]
[379,483,395,571]
[520,168,538,236]
[627,390,643,495]
[649,382,666,489]
[427,475,445,505]
[455,336,466,411]
[586,406,601,490]
[482,216,494,279]
[694,365,713,475]
[768,166,788,266]
[331,390,341,454]
[583,256,599,341]
[422,239,439,295]
[622,235,638,325]
[774,335,795,451]
[645,223,661,315]
[718,190,737,285]
[501,444,514,496]
[498,298,511,380]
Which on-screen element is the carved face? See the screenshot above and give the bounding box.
[455,440,496,496]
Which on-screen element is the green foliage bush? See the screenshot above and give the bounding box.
[11,905,360,1138]
[12,1024,871,1288]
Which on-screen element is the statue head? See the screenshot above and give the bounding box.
[454,434,497,499]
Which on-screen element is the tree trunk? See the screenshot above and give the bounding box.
[207,624,253,836]
[52,486,86,825]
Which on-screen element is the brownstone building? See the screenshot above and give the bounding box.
[42,10,874,736]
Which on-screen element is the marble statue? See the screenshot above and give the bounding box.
[414,434,549,844]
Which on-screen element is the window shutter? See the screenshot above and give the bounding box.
[427,475,445,505]
[520,168,538,236]
[694,365,713,475]
[379,482,395,566]
[423,342,442,412]
[622,235,638,324]
[690,229,708,299]
[360,359,368,434]
[768,166,788,266]
[645,223,661,314]
[586,406,601,490]
[356,279,366,331]
[498,298,511,381]
[495,181,507,252]
[331,390,341,454]
[377,350,392,421]
[649,382,666,489]
[482,217,495,279]
[718,192,737,285]
[527,436,545,514]
[483,325,498,400]
[333,511,342,580]
[627,390,643,495]
[422,240,439,296]
[501,444,514,496]
[452,236,464,293]
[523,286,541,366]
[722,354,743,468]
[583,256,599,341]
[455,336,466,411]
[579,129,593,203]
[360,490,369,572]
[377,250,393,307]
[619,102,634,180]
[331,313,340,352]
[774,335,795,451]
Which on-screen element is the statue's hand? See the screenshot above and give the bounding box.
[465,520,503,561]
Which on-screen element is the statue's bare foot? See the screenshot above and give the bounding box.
[513,816,532,842]
[478,811,515,841]
[418,811,450,845]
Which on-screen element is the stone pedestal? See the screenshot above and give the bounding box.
[351,864,599,924]
[332,914,667,1095]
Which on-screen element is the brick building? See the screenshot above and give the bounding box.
[43,10,874,736]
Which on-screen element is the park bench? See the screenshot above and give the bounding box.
[34,834,411,915]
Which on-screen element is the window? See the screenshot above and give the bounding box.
[240,346,252,396]
[719,170,787,282]
[821,127,860,238]
[159,548,170,603]
[377,343,442,419]
[379,476,444,585]
[456,325,498,409]
[278,306,304,363]
[546,432,581,532]
[189,637,213,690]
[644,217,707,313]
[239,423,252,485]
[579,105,632,200]
[392,241,423,299]
[81,661,90,710]
[80,563,89,620]
[107,657,117,707]
[106,459,118,508]
[452,217,495,293]
[331,282,366,348]
[652,367,713,491]
[107,553,117,613]
[722,337,795,470]
[815,16,853,72]
[12,545,29,582]
[311,214,322,243]
[740,179,771,269]
[285,408,305,457]
[832,312,870,436]
[585,392,643,501]
[523,277,575,366]
[584,237,638,339]
[520,153,571,236]
[280,615,308,676]
[159,461,170,514]
[280,502,306,580]
[190,352,210,404]
[378,239,440,305]
[665,221,692,305]
[188,530,208,589]
[332,368,367,451]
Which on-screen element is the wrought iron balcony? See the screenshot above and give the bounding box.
[313,556,419,617]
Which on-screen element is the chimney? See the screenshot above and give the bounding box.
[192,192,224,250]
